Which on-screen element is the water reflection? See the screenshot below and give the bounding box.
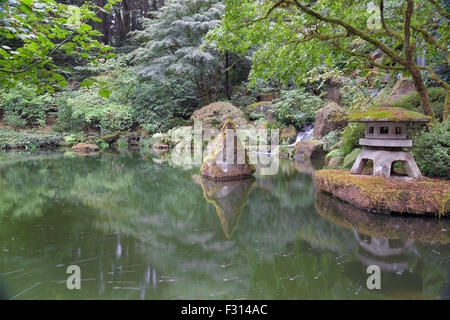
[314,191,450,244]
[315,191,450,299]
[194,175,255,238]
[0,150,448,299]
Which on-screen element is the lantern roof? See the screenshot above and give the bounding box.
[348,107,430,123]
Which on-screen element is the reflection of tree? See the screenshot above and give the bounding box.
[0,151,448,299]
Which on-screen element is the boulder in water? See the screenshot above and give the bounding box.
[201,120,255,181]
[72,143,100,153]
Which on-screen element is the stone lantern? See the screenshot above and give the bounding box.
[348,107,430,179]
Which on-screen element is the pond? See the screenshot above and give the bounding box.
[0,150,448,300]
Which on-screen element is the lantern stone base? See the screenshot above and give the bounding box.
[350,149,422,179]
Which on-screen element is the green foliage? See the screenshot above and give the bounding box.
[273,89,323,128]
[319,130,340,153]
[208,0,448,106]
[0,83,50,128]
[55,88,133,132]
[411,120,450,178]
[129,0,225,104]
[334,122,365,157]
[63,132,85,146]
[343,148,362,169]
[0,0,114,89]
[117,140,129,150]
[96,140,110,150]
[0,127,62,149]
[230,91,256,108]
[389,87,446,121]
[53,60,136,133]
[326,148,346,160]
[129,78,199,134]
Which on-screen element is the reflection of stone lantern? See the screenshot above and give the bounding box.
[348,107,429,179]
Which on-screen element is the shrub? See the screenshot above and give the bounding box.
[129,78,199,134]
[53,66,136,133]
[3,111,27,129]
[411,120,450,178]
[0,83,50,127]
[273,88,323,128]
[389,87,445,121]
[337,123,365,156]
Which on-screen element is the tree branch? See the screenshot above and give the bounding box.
[330,40,406,70]
[425,0,450,20]
[379,0,403,42]
[290,0,407,65]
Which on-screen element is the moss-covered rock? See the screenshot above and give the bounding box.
[71,143,100,153]
[314,169,450,216]
[280,125,297,144]
[389,77,415,102]
[101,132,120,144]
[312,102,348,139]
[201,120,256,181]
[294,140,325,161]
[348,107,430,122]
[191,101,250,130]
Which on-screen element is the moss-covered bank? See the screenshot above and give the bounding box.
[314,169,450,216]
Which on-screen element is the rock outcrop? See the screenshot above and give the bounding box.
[294,141,325,161]
[389,77,415,102]
[101,132,120,145]
[71,143,100,153]
[191,101,249,130]
[201,120,255,181]
[312,102,347,140]
[249,102,275,121]
[280,125,297,144]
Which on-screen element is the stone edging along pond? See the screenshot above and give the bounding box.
[314,169,450,216]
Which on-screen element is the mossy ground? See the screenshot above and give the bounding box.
[314,169,450,216]
[348,107,430,122]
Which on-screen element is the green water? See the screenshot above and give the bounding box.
[0,150,448,300]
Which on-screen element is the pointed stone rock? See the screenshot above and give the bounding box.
[201,120,255,181]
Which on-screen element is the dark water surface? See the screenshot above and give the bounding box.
[0,150,448,300]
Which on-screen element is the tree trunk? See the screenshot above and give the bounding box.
[409,65,435,120]
[123,0,131,34]
[444,88,449,121]
[225,51,230,100]
[115,8,126,40]
[130,0,137,31]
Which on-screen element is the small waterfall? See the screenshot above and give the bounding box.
[289,123,314,146]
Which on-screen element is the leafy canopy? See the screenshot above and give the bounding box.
[208,0,449,88]
[0,0,116,91]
